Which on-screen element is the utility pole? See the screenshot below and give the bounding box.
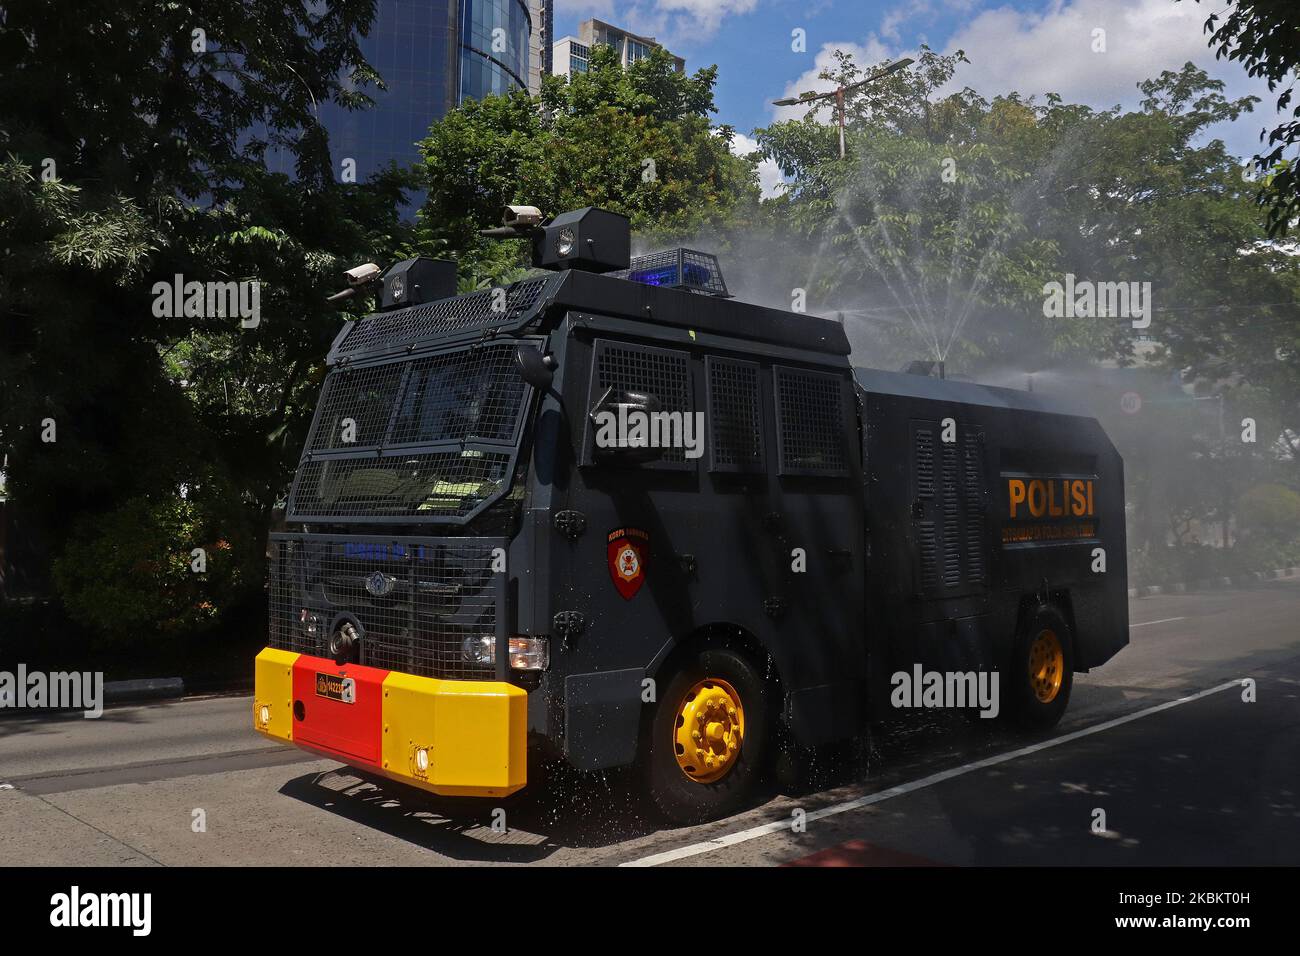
[772,58,914,159]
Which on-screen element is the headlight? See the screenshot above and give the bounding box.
[556,227,576,257]
[508,636,549,671]
[300,609,321,638]
[461,634,496,665]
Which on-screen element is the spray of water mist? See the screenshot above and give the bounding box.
[825,122,1095,366]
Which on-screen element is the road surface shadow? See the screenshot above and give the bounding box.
[278,639,1299,864]
[278,756,665,862]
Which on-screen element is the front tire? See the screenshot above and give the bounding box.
[1006,604,1074,731]
[643,647,772,824]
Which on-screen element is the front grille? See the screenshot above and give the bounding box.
[268,533,505,680]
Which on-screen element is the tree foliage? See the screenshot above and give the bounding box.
[416,44,760,285]
[0,2,411,641]
[1190,0,1300,236]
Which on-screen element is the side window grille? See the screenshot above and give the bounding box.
[773,366,848,477]
[706,356,764,472]
[587,339,694,469]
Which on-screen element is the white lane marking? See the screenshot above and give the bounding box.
[1130,617,1186,628]
[621,678,1246,867]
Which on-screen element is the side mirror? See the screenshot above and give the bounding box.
[589,387,666,463]
[515,346,556,391]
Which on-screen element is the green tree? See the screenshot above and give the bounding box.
[416,44,760,285]
[0,2,411,644]
[1238,482,1300,539]
[1188,0,1300,236]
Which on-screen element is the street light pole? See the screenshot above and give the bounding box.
[836,87,845,159]
[772,58,914,160]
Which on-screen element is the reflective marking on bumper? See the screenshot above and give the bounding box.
[253,648,300,742]
[252,648,527,798]
[381,670,527,798]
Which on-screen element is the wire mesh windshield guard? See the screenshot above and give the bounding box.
[288,339,541,525]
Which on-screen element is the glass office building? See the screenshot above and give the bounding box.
[265,0,548,206]
[312,0,460,186]
[459,0,534,102]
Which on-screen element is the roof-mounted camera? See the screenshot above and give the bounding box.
[480,205,631,274]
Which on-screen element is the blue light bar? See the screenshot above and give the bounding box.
[611,248,730,297]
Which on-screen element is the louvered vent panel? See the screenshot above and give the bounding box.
[911,421,987,597]
[963,433,986,585]
[915,428,935,499]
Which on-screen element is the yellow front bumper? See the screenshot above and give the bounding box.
[253,647,527,798]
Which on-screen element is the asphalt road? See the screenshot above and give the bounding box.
[2,580,1297,867]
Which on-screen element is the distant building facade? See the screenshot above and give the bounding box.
[552,18,684,78]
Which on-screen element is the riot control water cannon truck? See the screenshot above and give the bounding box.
[254,206,1128,822]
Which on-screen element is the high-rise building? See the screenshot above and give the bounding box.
[459,0,552,102]
[552,18,684,79]
[269,1,552,190]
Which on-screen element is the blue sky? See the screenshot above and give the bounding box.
[554,0,1280,192]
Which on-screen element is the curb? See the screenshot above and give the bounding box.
[103,677,186,703]
[1128,565,1300,599]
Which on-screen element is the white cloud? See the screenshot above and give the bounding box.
[880,0,932,44]
[946,0,1275,160]
[948,0,1235,101]
[729,131,786,198]
[561,0,760,45]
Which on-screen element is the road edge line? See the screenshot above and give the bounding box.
[619,678,1247,867]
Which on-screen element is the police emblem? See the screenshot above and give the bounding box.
[365,571,396,597]
[607,527,649,600]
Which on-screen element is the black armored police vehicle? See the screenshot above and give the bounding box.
[253,206,1129,823]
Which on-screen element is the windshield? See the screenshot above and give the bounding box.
[289,340,536,522]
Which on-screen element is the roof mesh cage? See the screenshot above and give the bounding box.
[328,273,559,364]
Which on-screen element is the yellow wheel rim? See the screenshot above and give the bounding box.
[672,678,745,784]
[1028,629,1064,703]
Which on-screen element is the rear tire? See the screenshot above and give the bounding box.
[643,646,772,824]
[1006,604,1074,731]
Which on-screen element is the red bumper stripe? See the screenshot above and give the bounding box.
[290,655,389,766]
